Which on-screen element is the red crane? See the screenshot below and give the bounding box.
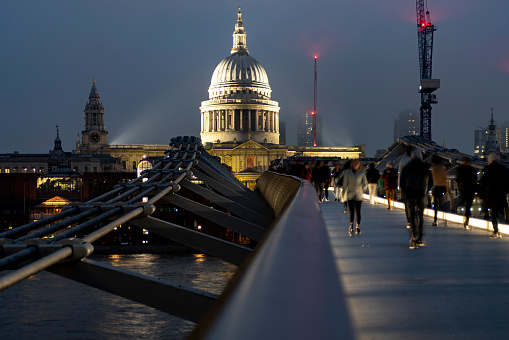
[416,0,439,140]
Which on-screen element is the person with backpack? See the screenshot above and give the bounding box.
[400,149,433,249]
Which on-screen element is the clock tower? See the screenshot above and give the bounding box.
[81,79,108,151]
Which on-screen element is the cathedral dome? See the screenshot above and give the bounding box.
[200,7,280,146]
[210,53,270,89]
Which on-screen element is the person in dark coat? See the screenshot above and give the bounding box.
[382,162,398,210]
[311,161,325,202]
[400,149,433,248]
[456,157,478,229]
[430,155,448,226]
[321,162,332,201]
[289,158,306,179]
[479,153,509,238]
[366,163,380,204]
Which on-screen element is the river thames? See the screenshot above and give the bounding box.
[0,253,237,339]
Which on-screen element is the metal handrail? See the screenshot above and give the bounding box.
[192,174,354,339]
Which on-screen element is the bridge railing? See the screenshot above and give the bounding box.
[0,139,354,339]
[191,172,354,339]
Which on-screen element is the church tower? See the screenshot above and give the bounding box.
[81,79,108,151]
[485,109,500,156]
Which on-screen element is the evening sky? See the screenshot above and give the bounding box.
[1,0,508,156]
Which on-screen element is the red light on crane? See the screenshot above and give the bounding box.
[311,111,315,115]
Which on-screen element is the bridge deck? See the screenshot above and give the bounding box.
[322,199,509,339]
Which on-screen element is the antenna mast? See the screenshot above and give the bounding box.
[313,56,317,146]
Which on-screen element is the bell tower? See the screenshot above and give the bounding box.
[81,79,108,151]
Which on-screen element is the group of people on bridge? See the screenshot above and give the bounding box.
[272,149,509,248]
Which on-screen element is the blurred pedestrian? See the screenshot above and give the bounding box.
[382,162,398,210]
[322,162,332,201]
[304,162,312,181]
[342,159,367,236]
[366,163,380,205]
[479,153,509,238]
[430,155,448,226]
[311,161,325,202]
[456,157,478,229]
[289,158,306,179]
[339,160,352,213]
[399,146,413,228]
[400,149,433,248]
[332,163,342,202]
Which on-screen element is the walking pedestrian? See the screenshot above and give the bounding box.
[430,155,448,226]
[332,163,342,202]
[382,162,398,210]
[304,162,312,181]
[339,160,352,213]
[289,158,306,179]
[311,161,325,202]
[456,157,478,229]
[400,149,433,248]
[322,162,332,201]
[399,146,413,228]
[479,153,509,238]
[342,159,367,236]
[366,163,380,205]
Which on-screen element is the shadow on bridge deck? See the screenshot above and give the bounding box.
[322,199,509,340]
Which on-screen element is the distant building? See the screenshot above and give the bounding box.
[394,109,419,142]
[474,110,506,157]
[297,112,323,146]
[474,128,487,157]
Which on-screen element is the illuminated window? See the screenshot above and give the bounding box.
[247,157,254,169]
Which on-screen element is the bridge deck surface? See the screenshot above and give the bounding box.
[322,199,509,340]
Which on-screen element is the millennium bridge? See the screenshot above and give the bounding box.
[1,136,509,339]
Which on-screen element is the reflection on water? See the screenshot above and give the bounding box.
[0,253,236,340]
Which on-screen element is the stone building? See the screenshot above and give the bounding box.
[200,8,280,146]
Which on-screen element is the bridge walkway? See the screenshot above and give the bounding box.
[321,198,509,339]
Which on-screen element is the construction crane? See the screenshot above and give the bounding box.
[416,0,439,140]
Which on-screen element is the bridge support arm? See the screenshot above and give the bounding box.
[163,194,266,241]
[48,259,218,323]
[130,216,251,266]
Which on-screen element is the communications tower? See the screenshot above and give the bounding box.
[416,0,439,140]
[312,56,317,146]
